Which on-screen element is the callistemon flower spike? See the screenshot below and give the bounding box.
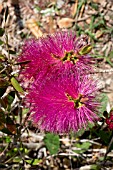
[18,38,49,80]
[41,31,94,71]
[18,31,94,81]
[27,72,99,133]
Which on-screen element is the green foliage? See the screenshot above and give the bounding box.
[0,39,4,45]
[109,51,113,58]
[26,159,41,165]
[44,133,60,155]
[10,77,24,93]
[5,136,11,143]
[90,2,98,10]
[90,164,101,170]
[74,141,92,154]
[95,130,112,145]
[79,45,92,55]
[0,28,27,168]
[73,128,85,138]
[99,93,109,114]
[105,50,113,67]
[0,54,5,61]
[7,92,15,105]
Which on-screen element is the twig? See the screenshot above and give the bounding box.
[103,131,113,164]
[72,0,78,18]
[77,16,92,22]
[69,134,73,170]
[91,68,113,74]
[79,3,85,18]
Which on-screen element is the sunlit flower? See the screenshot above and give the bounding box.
[18,31,94,81]
[18,39,48,80]
[28,73,99,133]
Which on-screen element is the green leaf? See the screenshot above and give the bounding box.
[26,159,42,165]
[98,156,104,161]
[90,2,98,10]
[35,6,41,12]
[13,157,21,163]
[10,77,24,93]
[74,142,91,154]
[6,91,15,106]
[96,130,112,145]
[109,50,113,58]
[106,57,113,67]
[8,95,14,105]
[80,142,91,150]
[74,128,85,138]
[90,164,101,170]
[5,136,11,143]
[22,108,29,115]
[99,93,109,114]
[32,159,41,165]
[0,39,4,45]
[0,28,5,36]
[0,55,5,61]
[79,45,92,55]
[85,30,97,41]
[44,133,60,155]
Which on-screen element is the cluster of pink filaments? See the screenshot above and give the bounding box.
[19,30,100,133]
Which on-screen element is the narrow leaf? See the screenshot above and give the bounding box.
[79,45,92,55]
[10,77,24,93]
[99,93,109,114]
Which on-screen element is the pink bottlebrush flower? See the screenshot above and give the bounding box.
[18,39,49,80]
[18,31,94,81]
[27,72,99,133]
[106,110,113,130]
